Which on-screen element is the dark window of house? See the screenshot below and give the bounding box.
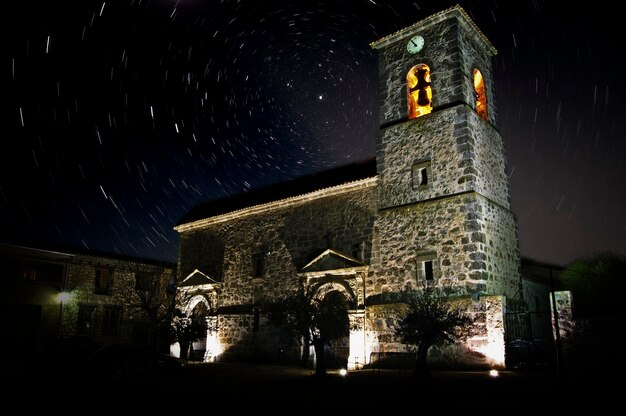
[19,261,63,283]
[135,272,154,291]
[253,308,260,332]
[77,305,96,335]
[252,253,265,278]
[20,263,37,280]
[94,268,111,295]
[101,307,121,336]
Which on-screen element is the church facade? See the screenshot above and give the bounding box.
[175,6,521,369]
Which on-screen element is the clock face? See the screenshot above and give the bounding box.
[407,35,424,54]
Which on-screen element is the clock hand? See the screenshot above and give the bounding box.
[411,40,417,47]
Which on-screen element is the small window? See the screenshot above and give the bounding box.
[19,261,62,282]
[252,253,266,278]
[412,160,431,189]
[407,64,433,119]
[77,304,96,335]
[20,264,37,281]
[135,272,154,292]
[416,252,437,282]
[473,68,488,120]
[102,307,121,336]
[94,268,111,295]
[424,261,434,281]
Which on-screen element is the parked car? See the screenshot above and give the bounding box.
[90,343,187,380]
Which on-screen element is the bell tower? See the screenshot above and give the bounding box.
[370,5,521,299]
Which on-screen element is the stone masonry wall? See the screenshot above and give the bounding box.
[179,184,378,357]
[372,193,489,297]
[479,196,520,297]
[217,314,299,362]
[180,185,378,308]
[372,191,519,299]
[365,295,505,368]
[377,106,510,211]
[61,255,175,345]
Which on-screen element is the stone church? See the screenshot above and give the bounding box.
[174,5,521,369]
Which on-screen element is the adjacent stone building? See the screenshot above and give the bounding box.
[0,243,176,357]
[175,6,522,368]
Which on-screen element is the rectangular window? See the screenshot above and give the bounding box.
[252,253,265,278]
[20,265,37,281]
[77,304,96,335]
[19,261,63,283]
[412,159,432,189]
[416,252,437,282]
[94,268,111,295]
[135,272,154,292]
[101,307,121,336]
[424,260,434,281]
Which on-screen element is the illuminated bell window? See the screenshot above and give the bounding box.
[407,64,433,119]
[412,159,431,189]
[473,68,488,120]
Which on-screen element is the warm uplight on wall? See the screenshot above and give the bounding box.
[205,331,223,362]
[348,328,366,370]
[489,369,499,377]
[476,338,505,368]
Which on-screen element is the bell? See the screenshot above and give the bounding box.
[417,89,430,106]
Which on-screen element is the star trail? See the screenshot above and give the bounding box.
[3,0,625,266]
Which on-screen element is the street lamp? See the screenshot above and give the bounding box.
[55,291,73,337]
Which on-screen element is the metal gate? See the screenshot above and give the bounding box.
[505,309,555,369]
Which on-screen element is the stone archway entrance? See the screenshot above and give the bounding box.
[298,248,370,370]
[189,298,208,361]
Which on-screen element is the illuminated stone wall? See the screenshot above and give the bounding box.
[371,194,518,298]
[178,183,378,360]
[180,184,378,309]
[479,197,520,297]
[365,295,505,368]
[374,7,497,128]
[217,314,299,362]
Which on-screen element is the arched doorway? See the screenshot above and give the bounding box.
[320,290,350,369]
[189,297,209,361]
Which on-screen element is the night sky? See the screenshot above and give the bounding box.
[3,0,625,266]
